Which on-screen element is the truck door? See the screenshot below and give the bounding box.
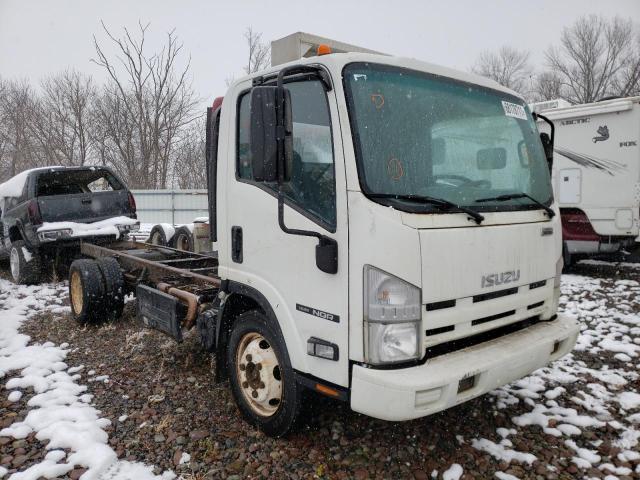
[223,75,350,387]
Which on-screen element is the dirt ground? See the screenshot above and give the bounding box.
[1,261,639,479]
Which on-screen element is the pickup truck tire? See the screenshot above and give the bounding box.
[9,241,41,285]
[69,259,106,324]
[171,226,194,252]
[148,225,170,246]
[96,257,125,321]
[227,310,302,437]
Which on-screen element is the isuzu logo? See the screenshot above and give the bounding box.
[481,270,520,288]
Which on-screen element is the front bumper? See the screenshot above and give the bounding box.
[350,314,579,421]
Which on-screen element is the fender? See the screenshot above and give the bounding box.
[214,279,286,381]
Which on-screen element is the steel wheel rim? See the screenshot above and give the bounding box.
[150,231,162,245]
[235,332,282,417]
[70,271,83,315]
[175,234,189,251]
[9,248,19,280]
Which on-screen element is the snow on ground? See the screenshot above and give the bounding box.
[473,271,640,475]
[0,278,175,480]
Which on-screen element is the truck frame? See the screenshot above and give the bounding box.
[69,35,580,437]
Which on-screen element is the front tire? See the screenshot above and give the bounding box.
[9,241,41,285]
[227,310,302,437]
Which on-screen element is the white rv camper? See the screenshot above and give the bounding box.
[532,96,640,265]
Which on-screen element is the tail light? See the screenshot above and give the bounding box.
[27,200,42,226]
[127,192,137,213]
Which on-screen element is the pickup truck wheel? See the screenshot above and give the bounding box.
[69,259,106,324]
[96,257,125,320]
[172,226,194,252]
[9,241,41,285]
[227,310,301,437]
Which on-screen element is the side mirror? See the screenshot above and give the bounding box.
[540,132,553,171]
[250,86,293,183]
[477,147,507,170]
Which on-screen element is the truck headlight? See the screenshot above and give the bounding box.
[38,229,73,242]
[364,265,421,365]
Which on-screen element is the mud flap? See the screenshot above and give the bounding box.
[137,284,184,341]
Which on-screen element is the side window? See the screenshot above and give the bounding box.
[237,80,336,229]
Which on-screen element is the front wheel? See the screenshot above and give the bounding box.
[227,310,302,437]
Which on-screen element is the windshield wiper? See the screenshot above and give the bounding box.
[369,193,485,224]
[475,192,555,218]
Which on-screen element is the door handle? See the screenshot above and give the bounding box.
[231,226,243,263]
[81,198,92,204]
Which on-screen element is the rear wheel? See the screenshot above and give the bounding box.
[69,259,106,324]
[9,241,41,285]
[96,257,125,320]
[172,226,194,252]
[148,225,170,246]
[227,310,301,437]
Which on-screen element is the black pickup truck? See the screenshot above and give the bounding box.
[0,166,138,284]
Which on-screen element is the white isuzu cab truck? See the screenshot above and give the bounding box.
[71,34,579,437]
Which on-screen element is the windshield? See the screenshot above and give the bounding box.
[343,63,553,213]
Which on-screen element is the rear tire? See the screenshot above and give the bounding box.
[69,259,106,324]
[227,310,302,437]
[9,241,41,285]
[171,226,194,252]
[148,224,171,246]
[96,257,125,321]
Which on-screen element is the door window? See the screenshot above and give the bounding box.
[237,80,336,229]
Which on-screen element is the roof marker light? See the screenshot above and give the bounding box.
[317,44,332,56]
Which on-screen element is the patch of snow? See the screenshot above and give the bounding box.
[178,452,190,465]
[21,247,33,263]
[495,472,519,480]
[7,390,22,402]
[0,278,175,480]
[442,463,463,480]
[157,223,176,242]
[118,415,128,422]
[472,438,536,465]
[37,216,138,240]
[618,391,640,410]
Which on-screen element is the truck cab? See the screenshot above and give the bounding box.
[204,48,579,433]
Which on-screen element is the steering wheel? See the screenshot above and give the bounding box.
[433,174,491,189]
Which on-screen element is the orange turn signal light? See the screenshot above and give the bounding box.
[315,383,339,397]
[317,44,332,56]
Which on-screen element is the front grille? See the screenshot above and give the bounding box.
[471,309,516,326]
[426,325,455,336]
[529,280,547,290]
[426,299,456,311]
[528,301,545,310]
[473,287,518,303]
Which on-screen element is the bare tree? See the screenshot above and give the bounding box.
[92,21,200,188]
[35,70,96,166]
[545,15,640,103]
[172,120,206,189]
[472,46,532,94]
[244,27,271,74]
[0,79,41,181]
[532,71,565,102]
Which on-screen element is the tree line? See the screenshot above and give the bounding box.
[472,15,640,103]
[2,14,638,186]
[0,24,270,187]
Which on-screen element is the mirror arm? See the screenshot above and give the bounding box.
[534,112,555,146]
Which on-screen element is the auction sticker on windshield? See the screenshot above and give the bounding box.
[501,101,527,120]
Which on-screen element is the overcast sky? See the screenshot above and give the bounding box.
[1,0,638,107]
